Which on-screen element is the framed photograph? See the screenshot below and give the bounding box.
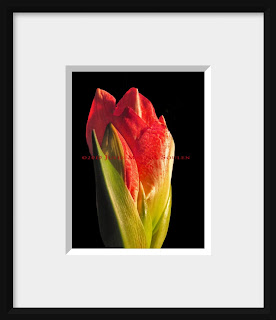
[1,1,273,318]
[68,66,209,253]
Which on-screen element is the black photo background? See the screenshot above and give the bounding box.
[72,72,204,248]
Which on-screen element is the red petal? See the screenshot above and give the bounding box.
[159,115,167,126]
[130,120,174,227]
[114,88,158,126]
[131,121,174,197]
[86,89,116,155]
[113,107,173,198]
[112,107,148,145]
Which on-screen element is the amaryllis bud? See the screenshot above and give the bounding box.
[86,88,175,248]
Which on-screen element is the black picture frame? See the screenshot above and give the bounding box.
[1,1,274,319]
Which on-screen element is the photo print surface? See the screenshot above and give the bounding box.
[72,71,204,249]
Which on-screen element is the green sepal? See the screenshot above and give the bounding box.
[101,123,125,180]
[150,186,172,248]
[137,182,152,248]
[92,129,147,248]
